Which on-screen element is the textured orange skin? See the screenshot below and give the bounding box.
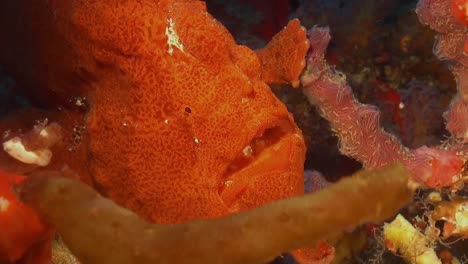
[1,0,309,225]
[81,1,308,223]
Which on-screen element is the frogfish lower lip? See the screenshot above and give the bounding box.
[218,119,303,211]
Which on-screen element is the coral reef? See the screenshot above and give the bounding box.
[301,27,464,188]
[400,81,451,148]
[0,0,467,263]
[383,214,441,263]
[417,0,468,144]
[298,0,468,261]
[280,0,457,180]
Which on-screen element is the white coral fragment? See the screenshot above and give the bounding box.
[383,214,441,264]
[3,136,52,166]
[454,203,468,232]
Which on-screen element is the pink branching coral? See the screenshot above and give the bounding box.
[417,0,468,145]
[301,27,465,189]
[300,4,468,260]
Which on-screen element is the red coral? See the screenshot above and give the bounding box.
[452,0,468,26]
[0,171,49,263]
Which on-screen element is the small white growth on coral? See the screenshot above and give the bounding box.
[165,18,184,55]
[456,205,468,225]
[427,191,442,203]
[0,196,10,212]
[2,136,52,166]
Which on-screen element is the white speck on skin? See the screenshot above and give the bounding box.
[225,181,233,187]
[2,130,10,139]
[0,196,10,212]
[164,119,169,125]
[293,133,303,140]
[3,137,52,166]
[39,128,49,137]
[242,145,253,157]
[165,18,184,55]
[194,137,200,144]
[75,98,85,106]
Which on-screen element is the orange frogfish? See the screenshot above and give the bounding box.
[0,0,311,262]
